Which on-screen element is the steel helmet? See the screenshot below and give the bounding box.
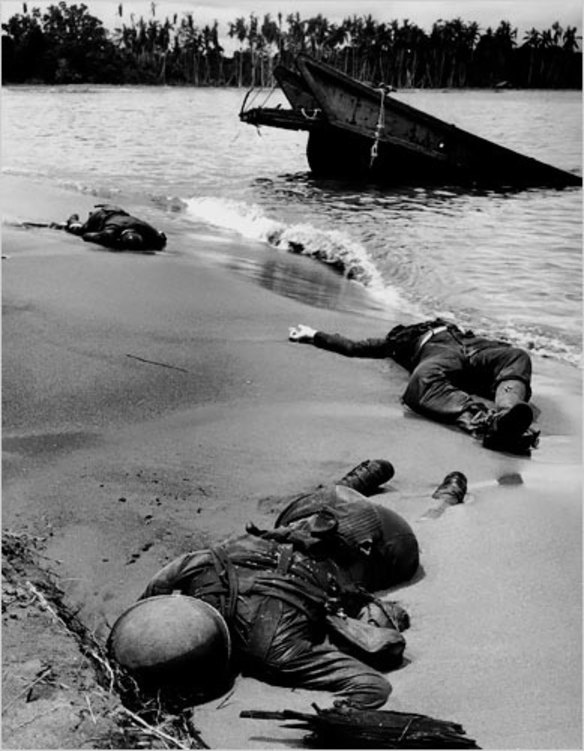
[109,594,231,690]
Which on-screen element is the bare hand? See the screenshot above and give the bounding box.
[289,324,317,343]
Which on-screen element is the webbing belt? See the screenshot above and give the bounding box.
[245,544,294,662]
[415,324,449,354]
[210,547,239,622]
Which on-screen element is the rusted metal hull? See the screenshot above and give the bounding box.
[239,54,581,188]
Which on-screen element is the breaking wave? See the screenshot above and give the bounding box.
[184,196,387,289]
[490,324,582,368]
[181,196,581,365]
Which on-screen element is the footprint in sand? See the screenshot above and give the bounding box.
[125,541,154,565]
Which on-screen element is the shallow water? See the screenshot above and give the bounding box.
[2,85,581,364]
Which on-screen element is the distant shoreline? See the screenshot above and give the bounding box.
[4,80,582,91]
[3,5,581,88]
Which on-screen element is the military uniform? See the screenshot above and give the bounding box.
[140,486,419,709]
[312,319,533,433]
[69,204,167,250]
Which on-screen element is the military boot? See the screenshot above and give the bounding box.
[482,401,535,453]
[483,377,536,452]
[431,471,468,505]
[483,424,540,454]
[338,459,395,496]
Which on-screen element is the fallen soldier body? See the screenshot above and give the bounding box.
[289,319,539,455]
[52,204,167,251]
[110,460,464,709]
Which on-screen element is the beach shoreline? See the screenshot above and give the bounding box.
[2,175,582,749]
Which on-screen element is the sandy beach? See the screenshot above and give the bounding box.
[2,174,582,749]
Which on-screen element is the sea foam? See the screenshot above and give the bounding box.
[183,196,410,311]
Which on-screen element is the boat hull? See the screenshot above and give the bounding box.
[240,55,582,188]
[305,126,579,187]
[305,128,454,183]
[297,55,581,187]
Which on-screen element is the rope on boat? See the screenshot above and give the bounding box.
[239,88,254,116]
[259,81,279,109]
[245,87,261,109]
[369,88,386,169]
[242,81,279,113]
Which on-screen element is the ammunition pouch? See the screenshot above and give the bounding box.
[326,613,406,671]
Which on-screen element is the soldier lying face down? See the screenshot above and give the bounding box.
[110,461,461,709]
[53,204,167,251]
[289,319,539,455]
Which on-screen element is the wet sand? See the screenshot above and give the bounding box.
[2,175,582,749]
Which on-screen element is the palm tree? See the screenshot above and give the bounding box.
[228,16,247,86]
[321,21,347,68]
[248,13,259,85]
[286,12,306,56]
[429,19,449,87]
[178,13,202,85]
[491,19,517,83]
[408,22,430,87]
[560,25,581,87]
[450,20,479,87]
[356,14,377,80]
[210,21,224,84]
[396,19,426,88]
[305,14,329,60]
[522,27,542,85]
[260,13,280,85]
[562,25,579,51]
[157,16,171,83]
[339,15,362,77]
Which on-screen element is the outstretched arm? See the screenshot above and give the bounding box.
[289,325,392,358]
[288,324,318,343]
[250,629,392,709]
[81,229,122,250]
[139,550,213,598]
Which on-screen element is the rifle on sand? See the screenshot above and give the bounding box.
[13,221,67,230]
[241,703,481,748]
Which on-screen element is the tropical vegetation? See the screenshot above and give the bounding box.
[2,2,581,88]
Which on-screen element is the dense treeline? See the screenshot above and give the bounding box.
[2,2,582,88]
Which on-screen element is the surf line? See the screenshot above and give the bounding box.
[126,354,189,373]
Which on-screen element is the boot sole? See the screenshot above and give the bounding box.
[497,403,533,435]
[338,459,395,495]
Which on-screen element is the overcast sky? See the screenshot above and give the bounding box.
[3,0,582,44]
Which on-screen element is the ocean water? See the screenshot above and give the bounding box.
[2,85,582,365]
